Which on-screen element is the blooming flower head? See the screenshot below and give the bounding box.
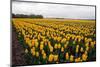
[70,55,74,62]
[49,46,53,52]
[54,55,58,62]
[36,51,39,57]
[48,54,54,62]
[43,53,47,59]
[80,47,84,52]
[40,42,44,50]
[58,43,61,49]
[82,53,87,61]
[61,47,64,52]
[54,43,58,49]
[65,52,69,60]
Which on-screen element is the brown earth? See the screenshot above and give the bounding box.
[12,29,26,66]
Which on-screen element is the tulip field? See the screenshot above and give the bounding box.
[12,18,96,65]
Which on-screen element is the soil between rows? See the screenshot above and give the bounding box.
[12,28,26,66]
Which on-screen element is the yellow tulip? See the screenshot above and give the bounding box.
[56,62,59,64]
[43,53,46,59]
[48,41,51,47]
[32,51,35,56]
[31,47,35,52]
[65,52,69,60]
[66,41,69,45]
[91,41,95,48]
[86,46,89,51]
[57,37,62,42]
[67,37,70,40]
[75,57,81,62]
[84,51,88,55]
[77,57,81,62]
[78,38,80,42]
[48,54,54,62]
[85,43,89,47]
[70,55,74,62]
[34,40,39,48]
[49,46,53,52]
[82,53,87,61]
[27,40,32,48]
[75,58,78,62]
[40,42,44,50]
[93,41,96,45]
[54,43,58,49]
[61,47,64,52]
[54,55,58,62]
[61,38,66,43]
[36,51,39,57]
[54,36,57,41]
[80,47,84,52]
[38,35,40,40]
[41,50,45,55]
[76,45,79,53]
[25,37,30,44]
[64,43,68,48]
[58,43,61,49]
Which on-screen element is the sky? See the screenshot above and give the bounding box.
[12,0,96,19]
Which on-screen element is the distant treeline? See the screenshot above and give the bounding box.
[12,13,44,18]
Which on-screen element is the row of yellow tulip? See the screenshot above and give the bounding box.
[12,18,96,64]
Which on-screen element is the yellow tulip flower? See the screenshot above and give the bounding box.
[61,47,64,52]
[34,40,39,48]
[43,53,46,59]
[54,55,58,62]
[41,50,45,55]
[58,43,61,49]
[48,54,54,62]
[40,42,44,50]
[80,47,84,52]
[82,53,87,61]
[49,46,53,52]
[36,51,39,57]
[65,52,69,60]
[64,43,68,48]
[54,43,58,49]
[32,51,35,56]
[70,55,74,62]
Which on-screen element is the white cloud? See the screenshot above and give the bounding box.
[12,1,95,19]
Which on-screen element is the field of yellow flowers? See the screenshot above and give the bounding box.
[12,18,96,65]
